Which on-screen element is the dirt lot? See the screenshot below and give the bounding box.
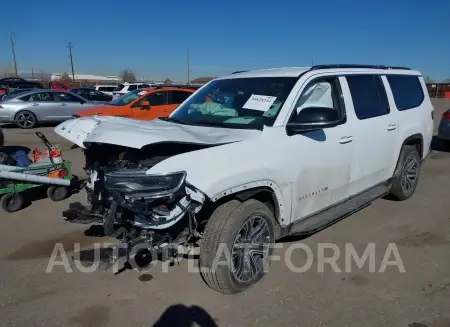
[0,100,449,327]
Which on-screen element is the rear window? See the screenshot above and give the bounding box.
[114,84,124,92]
[386,75,424,111]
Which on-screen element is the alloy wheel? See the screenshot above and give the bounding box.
[16,112,36,128]
[400,153,419,195]
[231,215,271,283]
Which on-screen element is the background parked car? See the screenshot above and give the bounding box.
[438,108,450,143]
[74,86,197,120]
[90,85,117,96]
[48,81,71,90]
[112,82,152,99]
[0,77,42,89]
[0,89,101,129]
[70,88,112,102]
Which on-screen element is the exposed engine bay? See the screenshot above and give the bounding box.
[63,142,215,267]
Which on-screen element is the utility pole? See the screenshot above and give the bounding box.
[9,29,18,77]
[31,68,34,79]
[68,42,75,81]
[186,47,190,84]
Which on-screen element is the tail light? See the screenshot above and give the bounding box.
[442,111,450,120]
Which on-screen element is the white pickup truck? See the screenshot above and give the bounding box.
[55,64,434,294]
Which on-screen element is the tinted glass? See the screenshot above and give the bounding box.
[114,84,124,91]
[28,92,55,102]
[170,91,191,104]
[346,75,389,120]
[146,91,167,106]
[54,92,82,102]
[128,85,137,91]
[386,75,424,111]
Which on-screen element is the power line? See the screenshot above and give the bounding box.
[9,29,18,77]
[68,42,75,81]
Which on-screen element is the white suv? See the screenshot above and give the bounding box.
[55,64,433,294]
[112,82,151,98]
[91,85,117,96]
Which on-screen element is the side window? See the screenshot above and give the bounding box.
[169,91,191,104]
[145,91,167,106]
[54,92,82,102]
[292,77,344,121]
[346,75,389,120]
[28,92,55,102]
[386,75,424,111]
[128,85,137,91]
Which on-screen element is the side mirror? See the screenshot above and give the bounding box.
[286,107,340,134]
[141,100,150,110]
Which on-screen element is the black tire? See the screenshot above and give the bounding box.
[389,145,421,201]
[47,186,70,202]
[199,199,276,294]
[1,193,25,212]
[14,110,37,129]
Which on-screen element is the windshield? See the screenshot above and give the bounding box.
[168,77,297,129]
[110,89,146,106]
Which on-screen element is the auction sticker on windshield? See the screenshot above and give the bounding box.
[243,94,277,111]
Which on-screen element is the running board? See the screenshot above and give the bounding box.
[287,182,391,236]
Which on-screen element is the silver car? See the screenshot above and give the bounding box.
[0,89,101,129]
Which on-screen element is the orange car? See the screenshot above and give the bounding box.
[73,86,197,120]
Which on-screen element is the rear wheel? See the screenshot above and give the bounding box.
[47,186,70,202]
[15,110,37,129]
[389,145,421,200]
[199,199,275,294]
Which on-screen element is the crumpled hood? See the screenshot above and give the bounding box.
[54,116,262,149]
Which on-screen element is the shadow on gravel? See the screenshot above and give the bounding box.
[152,304,219,327]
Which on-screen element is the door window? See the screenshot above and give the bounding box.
[142,91,167,106]
[128,85,138,91]
[346,75,390,120]
[28,92,55,102]
[169,91,191,104]
[292,77,345,119]
[54,92,82,102]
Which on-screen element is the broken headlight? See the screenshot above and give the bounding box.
[104,169,186,197]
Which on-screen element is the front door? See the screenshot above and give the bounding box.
[289,76,357,221]
[53,91,84,119]
[132,90,170,120]
[342,74,398,194]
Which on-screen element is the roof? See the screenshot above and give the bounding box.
[217,64,421,79]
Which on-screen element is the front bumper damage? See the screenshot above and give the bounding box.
[62,170,206,270]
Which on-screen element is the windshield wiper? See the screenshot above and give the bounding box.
[158,117,189,124]
[187,120,229,128]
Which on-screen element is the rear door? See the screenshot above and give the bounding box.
[167,90,192,115]
[342,74,398,194]
[132,90,169,120]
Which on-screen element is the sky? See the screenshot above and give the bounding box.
[0,0,448,81]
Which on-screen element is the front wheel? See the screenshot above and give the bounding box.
[199,199,276,294]
[1,193,25,212]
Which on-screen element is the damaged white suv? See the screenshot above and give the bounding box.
[55,64,433,294]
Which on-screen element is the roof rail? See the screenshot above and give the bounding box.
[231,71,248,74]
[310,64,411,71]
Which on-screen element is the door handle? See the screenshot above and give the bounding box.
[387,124,397,131]
[339,136,354,144]
[31,103,39,106]
[61,103,68,106]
